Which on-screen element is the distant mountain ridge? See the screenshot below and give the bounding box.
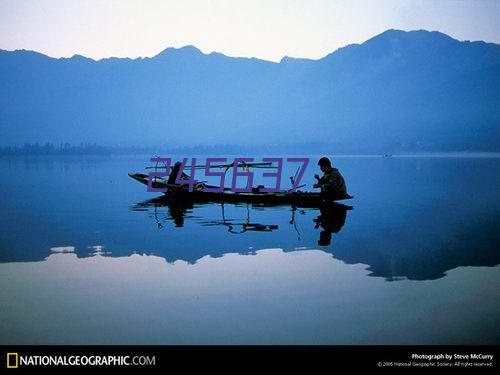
[1,29,499,152]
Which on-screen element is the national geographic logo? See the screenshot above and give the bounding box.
[3,352,156,368]
[6,353,19,368]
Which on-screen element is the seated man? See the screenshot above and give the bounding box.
[167,161,204,191]
[167,161,183,185]
[313,156,348,201]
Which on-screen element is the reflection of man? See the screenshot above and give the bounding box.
[313,157,348,201]
[314,204,347,246]
[168,203,187,227]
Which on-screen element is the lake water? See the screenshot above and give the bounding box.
[0,154,499,344]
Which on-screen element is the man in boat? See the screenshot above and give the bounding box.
[167,161,183,185]
[167,161,204,191]
[313,157,348,201]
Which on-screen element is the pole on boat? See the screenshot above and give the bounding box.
[145,161,277,170]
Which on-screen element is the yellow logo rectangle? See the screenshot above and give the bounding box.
[6,353,18,369]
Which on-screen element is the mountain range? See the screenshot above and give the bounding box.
[1,29,499,152]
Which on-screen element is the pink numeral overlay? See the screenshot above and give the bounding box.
[231,158,254,193]
[203,158,227,193]
[147,157,171,192]
[174,158,198,192]
[287,157,309,192]
[260,157,283,192]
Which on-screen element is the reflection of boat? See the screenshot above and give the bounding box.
[128,172,353,207]
[132,196,282,234]
[132,196,353,249]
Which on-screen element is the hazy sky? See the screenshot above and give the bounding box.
[1,0,499,62]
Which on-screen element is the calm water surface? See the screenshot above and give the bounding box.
[0,155,499,344]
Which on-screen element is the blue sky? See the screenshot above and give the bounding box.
[1,0,499,61]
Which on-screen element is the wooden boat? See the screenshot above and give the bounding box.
[128,172,353,207]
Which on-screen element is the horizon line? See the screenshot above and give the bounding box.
[1,28,496,64]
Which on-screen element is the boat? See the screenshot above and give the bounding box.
[128,172,353,207]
